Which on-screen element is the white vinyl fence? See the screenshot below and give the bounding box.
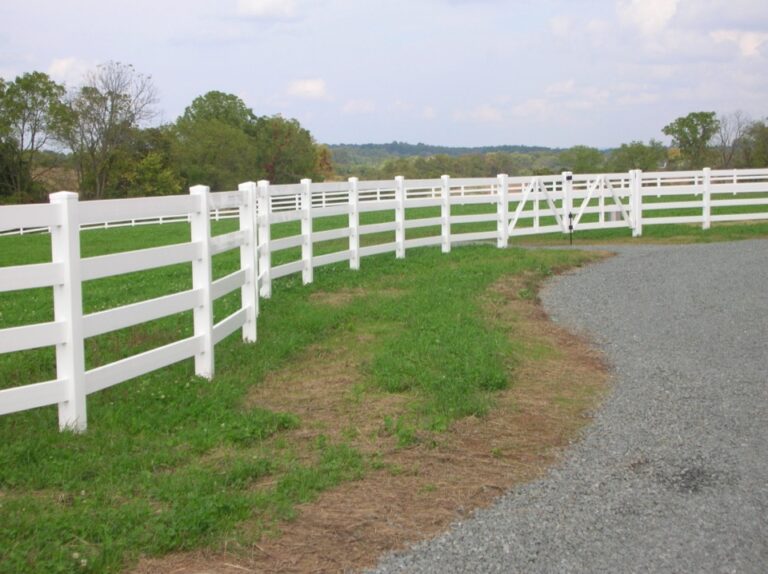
[1,168,767,431]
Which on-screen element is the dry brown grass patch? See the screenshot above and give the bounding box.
[133,262,611,574]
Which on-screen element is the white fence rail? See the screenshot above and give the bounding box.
[1,168,768,431]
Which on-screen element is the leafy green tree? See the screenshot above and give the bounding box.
[173,92,324,187]
[125,152,182,197]
[607,140,667,172]
[558,145,604,173]
[252,115,320,183]
[0,72,67,200]
[179,91,257,131]
[662,112,719,169]
[739,119,768,168]
[111,127,182,196]
[173,118,259,189]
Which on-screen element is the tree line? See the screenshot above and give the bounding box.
[0,62,333,203]
[338,111,768,180]
[2,62,767,204]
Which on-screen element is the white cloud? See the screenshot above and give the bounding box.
[342,99,376,114]
[454,104,503,123]
[549,16,571,38]
[545,80,575,96]
[422,106,437,120]
[236,0,296,18]
[287,78,328,100]
[617,92,661,105]
[618,0,679,36]
[510,98,552,119]
[710,29,768,56]
[47,57,92,86]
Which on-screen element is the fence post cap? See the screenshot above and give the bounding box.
[49,191,78,202]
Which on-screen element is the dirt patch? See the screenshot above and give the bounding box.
[308,287,403,308]
[132,266,610,574]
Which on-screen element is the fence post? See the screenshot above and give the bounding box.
[497,173,509,248]
[50,192,87,432]
[190,185,214,379]
[702,167,711,230]
[395,175,406,259]
[598,176,605,225]
[631,169,643,237]
[238,181,258,342]
[301,178,314,284]
[348,177,360,270]
[257,180,272,298]
[441,174,451,253]
[562,171,573,234]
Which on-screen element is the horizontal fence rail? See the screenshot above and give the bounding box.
[1,168,767,430]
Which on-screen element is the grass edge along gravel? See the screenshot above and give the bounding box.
[0,228,602,574]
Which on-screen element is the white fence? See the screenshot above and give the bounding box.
[1,168,767,431]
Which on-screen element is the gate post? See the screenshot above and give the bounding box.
[562,171,573,234]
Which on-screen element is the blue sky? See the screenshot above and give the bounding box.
[1,0,766,147]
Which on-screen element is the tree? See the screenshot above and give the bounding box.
[607,140,666,172]
[173,118,259,189]
[179,91,257,130]
[314,144,335,181]
[715,111,751,168]
[0,72,67,200]
[739,119,768,168]
[173,92,262,188]
[251,115,320,183]
[174,91,328,188]
[0,140,15,200]
[559,145,604,173]
[662,112,719,169]
[111,126,182,197]
[59,62,157,198]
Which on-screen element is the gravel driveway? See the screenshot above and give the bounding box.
[370,239,768,573]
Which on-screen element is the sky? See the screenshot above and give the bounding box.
[0,0,767,148]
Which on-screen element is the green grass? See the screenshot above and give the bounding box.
[1,198,767,573]
[0,218,600,574]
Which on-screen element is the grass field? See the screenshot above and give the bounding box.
[1,204,768,573]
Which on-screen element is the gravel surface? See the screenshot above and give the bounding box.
[370,240,768,574]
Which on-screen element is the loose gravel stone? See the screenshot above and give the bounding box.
[369,240,768,574]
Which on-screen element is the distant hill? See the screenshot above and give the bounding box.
[328,141,561,167]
